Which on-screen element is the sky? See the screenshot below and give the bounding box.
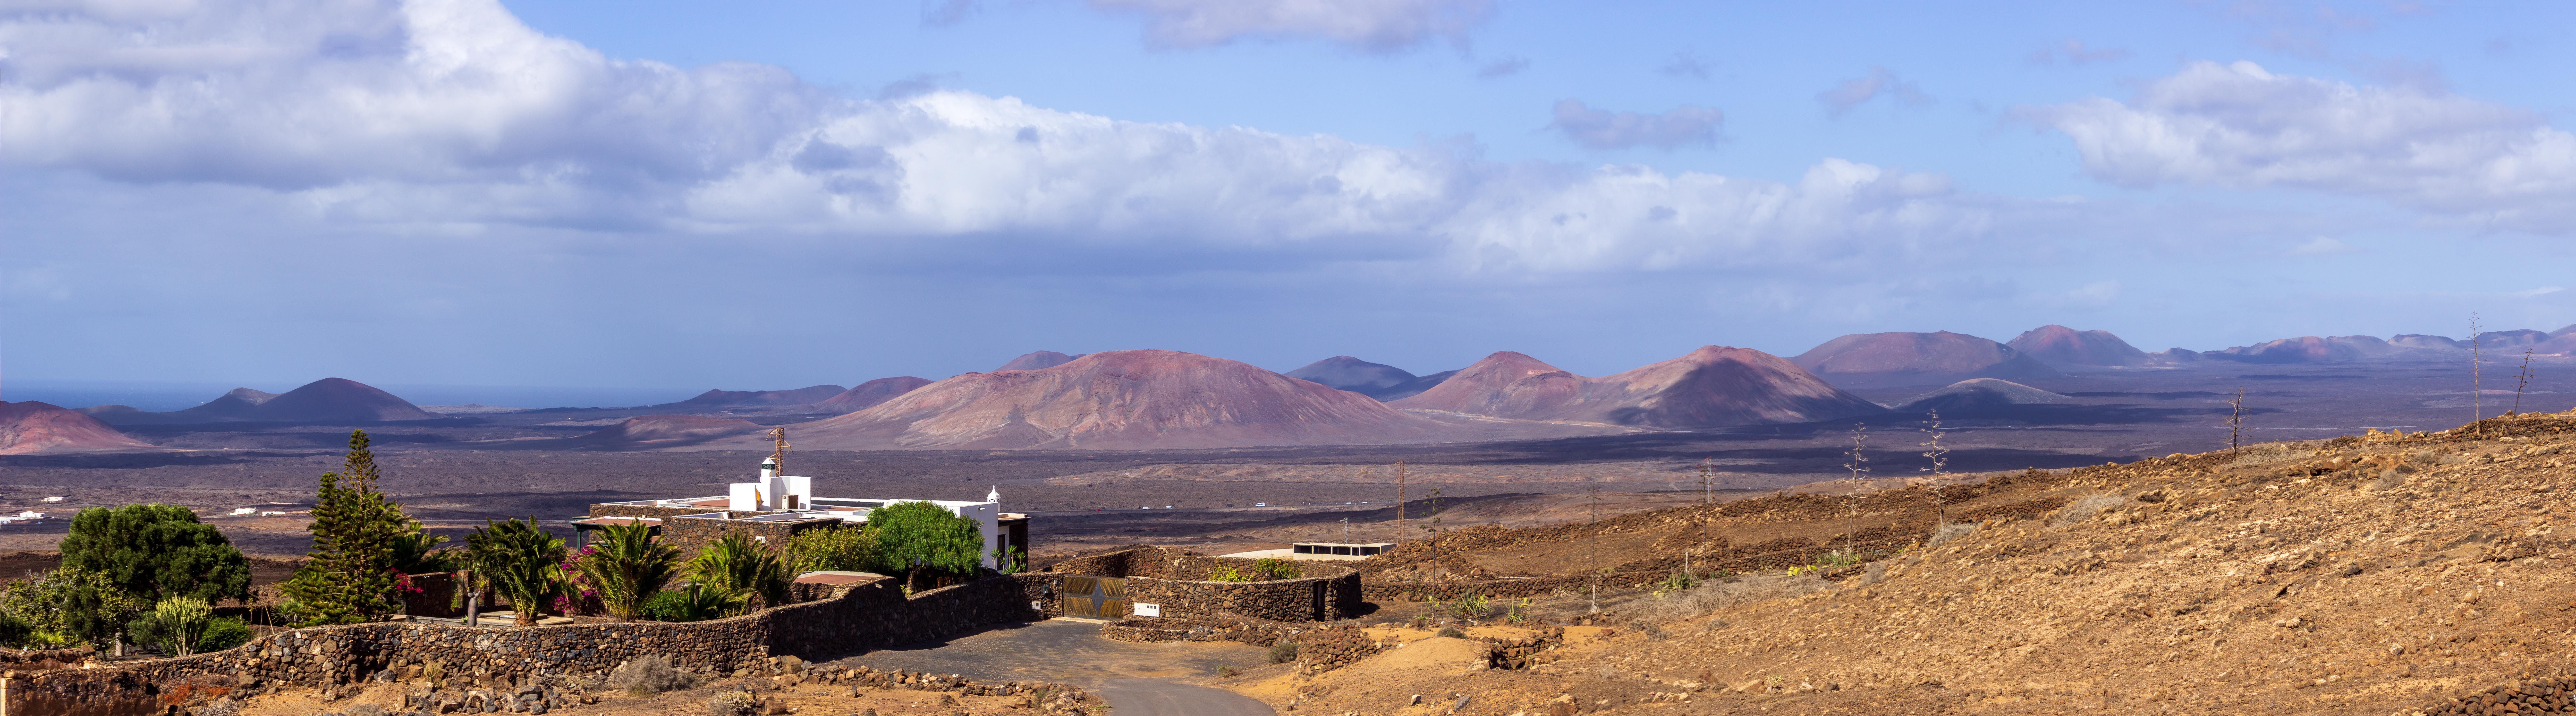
[6,0,2576,401]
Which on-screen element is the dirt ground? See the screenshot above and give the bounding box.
[1239,410,2576,715]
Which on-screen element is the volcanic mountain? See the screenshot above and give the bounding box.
[82,378,440,424]
[1392,347,1885,427]
[558,415,768,450]
[811,377,932,412]
[647,385,848,411]
[1284,357,1419,399]
[1369,370,1458,402]
[1891,378,2074,419]
[2006,325,2150,367]
[2209,335,2400,363]
[995,351,1084,372]
[1789,331,2062,386]
[0,401,160,454]
[731,350,1462,450]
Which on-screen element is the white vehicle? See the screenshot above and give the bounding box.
[1253,502,1267,507]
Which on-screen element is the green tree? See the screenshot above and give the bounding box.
[869,501,986,592]
[127,596,214,655]
[464,516,569,626]
[279,430,414,625]
[1,567,145,647]
[577,522,683,621]
[785,523,879,573]
[57,503,252,606]
[391,519,457,575]
[688,531,789,613]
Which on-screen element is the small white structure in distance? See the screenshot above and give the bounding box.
[39,497,61,503]
[728,457,813,511]
[15,511,45,520]
[230,508,259,516]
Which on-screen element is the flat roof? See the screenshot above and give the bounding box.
[569,517,662,526]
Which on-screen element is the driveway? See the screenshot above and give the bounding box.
[832,619,1275,716]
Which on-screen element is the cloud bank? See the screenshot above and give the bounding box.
[2020,61,2576,231]
[0,0,2065,279]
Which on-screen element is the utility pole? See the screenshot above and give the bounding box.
[1395,460,1408,523]
[1341,517,1349,542]
[1697,458,1714,504]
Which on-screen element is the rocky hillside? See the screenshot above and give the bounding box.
[1259,410,2576,715]
[1392,347,1884,428]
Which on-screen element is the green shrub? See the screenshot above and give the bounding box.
[785,523,879,574]
[1250,558,1300,580]
[1446,594,1492,619]
[1435,626,1466,639]
[198,617,253,652]
[126,596,215,655]
[1208,564,1252,582]
[0,567,145,647]
[1266,641,1298,664]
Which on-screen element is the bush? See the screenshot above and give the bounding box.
[0,567,145,646]
[1266,641,1298,664]
[1215,664,1238,678]
[1434,626,1465,639]
[688,532,787,613]
[199,617,253,652]
[1445,594,1492,619]
[786,524,880,574]
[608,655,701,697]
[642,584,743,623]
[127,596,214,655]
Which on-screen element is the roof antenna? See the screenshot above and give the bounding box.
[761,426,790,478]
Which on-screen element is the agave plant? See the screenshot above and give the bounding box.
[465,516,568,626]
[576,522,683,621]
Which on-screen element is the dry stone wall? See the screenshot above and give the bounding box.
[6,573,1059,715]
[1048,546,1362,622]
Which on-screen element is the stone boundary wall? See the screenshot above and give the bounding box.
[1049,546,1362,622]
[6,573,1061,715]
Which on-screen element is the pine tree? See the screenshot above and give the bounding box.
[280,430,412,625]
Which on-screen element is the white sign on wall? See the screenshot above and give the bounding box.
[1133,603,1160,618]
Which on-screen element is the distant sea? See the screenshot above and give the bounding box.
[1,379,690,412]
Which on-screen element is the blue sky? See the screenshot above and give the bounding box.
[5,0,2575,400]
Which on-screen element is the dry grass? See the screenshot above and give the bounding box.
[1625,573,1828,623]
[605,655,700,697]
[1926,521,1977,546]
[2047,491,2126,527]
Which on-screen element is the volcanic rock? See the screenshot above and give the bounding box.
[559,415,768,450]
[2006,325,2150,367]
[738,350,1461,450]
[1393,347,1884,427]
[812,377,932,412]
[0,401,160,454]
[1285,357,1418,398]
[83,378,438,424]
[1790,331,2062,386]
[996,351,1084,372]
[2390,334,2465,350]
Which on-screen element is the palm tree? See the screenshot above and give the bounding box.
[688,531,789,615]
[575,522,682,621]
[465,517,568,626]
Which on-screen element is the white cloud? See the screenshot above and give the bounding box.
[2516,287,2564,298]
[0,0,2192,283]
[1817,66,1934,117]
[2018,61,2576,231]
[1545,100,1725,151]
[1084,0,1495,52]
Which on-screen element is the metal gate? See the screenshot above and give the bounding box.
[1058,576,1128,618]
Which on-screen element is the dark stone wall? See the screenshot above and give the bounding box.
[7,572,1064,715]
[1047,546,1363,622]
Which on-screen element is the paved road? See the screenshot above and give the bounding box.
[832,619,1276,715]
[1094,677,1275,716]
